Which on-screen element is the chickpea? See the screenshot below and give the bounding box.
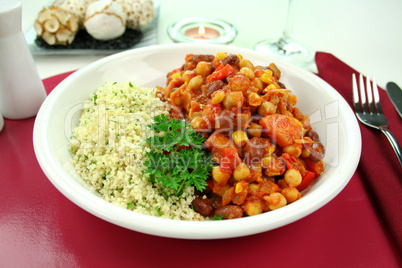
[248,183,259,194]
[257,101,276,116]
[283,143,302,158]
[233,163,251,181]
[301,148,311,158]
[229,73,250,92]
[248,92,262,107]
[195,61,212,76]
[284,169,302,187]
[239,67,255,79]
[243,199,263,216]
[223,91,244,108]
[223,93,236,108]
[281,187,301,203]
[212,166,231,185]
[263,192,287,210]
[182,70,196,84]
[211,90,225,104]
[251,78,264,93]
[248,123,262,138]
[187,75,204,91]
[239,58,255,70]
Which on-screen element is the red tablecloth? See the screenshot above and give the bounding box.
[0,54,401,267]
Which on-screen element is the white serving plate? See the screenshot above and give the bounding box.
[33,43,361,239]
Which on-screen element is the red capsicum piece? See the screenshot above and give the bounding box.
[208,64,235,82]
[281,153,297,169]
[297,170,316,192]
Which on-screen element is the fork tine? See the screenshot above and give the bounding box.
[365,75,375,114]
[372,76,384,114]
[359,74,368,113]
[352,74,362,113]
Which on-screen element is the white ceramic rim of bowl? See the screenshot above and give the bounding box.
[33,43,362,239]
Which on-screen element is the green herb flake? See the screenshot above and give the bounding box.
[155,206,164,216]
[212,215,223,220]
[127,202,135,209]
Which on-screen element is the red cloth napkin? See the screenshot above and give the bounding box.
[315,52,402,252]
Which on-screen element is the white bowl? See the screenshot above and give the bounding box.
[33,43,361,239]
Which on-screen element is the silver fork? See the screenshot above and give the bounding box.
[352,74,402,167]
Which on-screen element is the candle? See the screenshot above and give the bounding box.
[167,17,237,44]
[185,25,220,40]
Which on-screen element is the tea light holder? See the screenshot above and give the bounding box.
[167,17,237,44]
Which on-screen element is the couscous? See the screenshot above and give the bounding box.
[70,81,204,220]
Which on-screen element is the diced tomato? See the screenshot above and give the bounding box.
[208,64,235,82]
[219,147,241,174]
[305,158,324,176]
[259,114,303,147]
[297,170,316,192]
[210,103,222,114]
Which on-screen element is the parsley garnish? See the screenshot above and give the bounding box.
[147,114,205,151]
[212,215,223,220]
[144,115,213,196]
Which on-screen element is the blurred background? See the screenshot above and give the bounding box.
[21,0,402,89]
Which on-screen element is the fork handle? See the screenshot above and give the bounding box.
[379,127,402,167]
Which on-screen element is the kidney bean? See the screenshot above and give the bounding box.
[305,130,319,142]
[215,109,237,130]
[308,142,325,161]
[221,54,240,69]
[244,137,272,161]
[204,80,225,98]
[214,205,243,219]
[192,197,213,217]
[211,195,223,209]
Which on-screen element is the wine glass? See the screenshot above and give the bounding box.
[254,0,314,66]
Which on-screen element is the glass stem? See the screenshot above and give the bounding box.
[281,0,297,43]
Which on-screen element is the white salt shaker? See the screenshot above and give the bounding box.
[0,0,47,119]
